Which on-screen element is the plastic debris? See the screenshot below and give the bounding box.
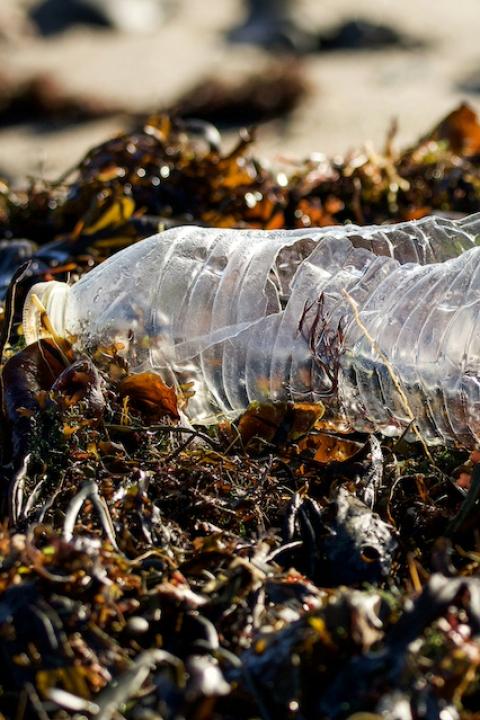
[3,104,480,720]
[23,212,480,446]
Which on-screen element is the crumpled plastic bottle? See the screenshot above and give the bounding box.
[22,213,480,446]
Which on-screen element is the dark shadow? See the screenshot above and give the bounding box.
[30,0,110,36]
[227,10,424,55]
[318,18,423,52]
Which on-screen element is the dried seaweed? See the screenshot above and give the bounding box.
[3,102,480,251]
[0,71,124,128]
[1,104,480,719]
[165,61,308,129]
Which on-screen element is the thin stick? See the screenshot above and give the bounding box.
[0,261,32,365]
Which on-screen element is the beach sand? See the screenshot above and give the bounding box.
[1,0,480,181]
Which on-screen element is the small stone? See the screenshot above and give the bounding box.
[125,616,149,635]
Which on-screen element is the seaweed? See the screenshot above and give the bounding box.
[165,61,308,129]
[1,104,480,719]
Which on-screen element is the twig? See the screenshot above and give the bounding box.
[106,422,223,450]
[63,480,120,551]
[1,262,33,363]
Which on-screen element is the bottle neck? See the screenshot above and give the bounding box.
[23,281,71,345]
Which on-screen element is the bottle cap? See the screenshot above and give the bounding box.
[23,281,71,345]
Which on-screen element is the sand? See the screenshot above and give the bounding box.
[1,0,480,182]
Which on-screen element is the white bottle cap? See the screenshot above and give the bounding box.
[23,281,71,345]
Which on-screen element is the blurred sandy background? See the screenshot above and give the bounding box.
[1,0,480,182]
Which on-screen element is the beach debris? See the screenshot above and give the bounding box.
[2,103,480,255]
[22,213,480,447]
[1,103,480,719]
[166,61,307,129]
[0,70,124,127]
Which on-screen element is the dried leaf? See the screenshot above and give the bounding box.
[426,102,480,155]
[298,431,365,463]
[238,401,324,447]
[1,338,74,476]
[51,358,105,418]
[2,338,73,420]
[118,372,179,420]
[288,402,325,440]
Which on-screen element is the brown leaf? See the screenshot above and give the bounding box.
[2,338,73,419]
[298,431,366,464]
[427,102,480,156]
[237,401,324,448]
[118,372,179,421]
[1,338,74,464]
[51,358,106,418]
[238,402,288,446]
[289,402,326,440]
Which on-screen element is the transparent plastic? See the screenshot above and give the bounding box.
[23,213,480,446]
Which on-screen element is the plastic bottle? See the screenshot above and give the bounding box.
[22,213,480,446]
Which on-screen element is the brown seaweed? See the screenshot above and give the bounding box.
[1,104,480,720]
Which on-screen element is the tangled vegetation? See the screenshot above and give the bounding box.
[1,104,480,719]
